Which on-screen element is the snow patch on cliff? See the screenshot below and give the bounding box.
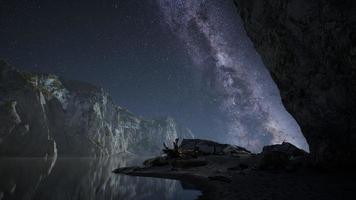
[40,77,69,109]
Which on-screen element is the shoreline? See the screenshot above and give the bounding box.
[113,154,356,200]
[116,167,222,200]
[113,155,241,200]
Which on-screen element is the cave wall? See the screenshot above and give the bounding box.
[234,0,356,166]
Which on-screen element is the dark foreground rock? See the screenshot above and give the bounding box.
[233,0,356,167]
[262,142,308,157]
[260,142,310,170]
[114,140,356,200]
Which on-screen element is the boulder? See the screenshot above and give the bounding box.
[262,142,308,157]
[260,142,308,170]
[179,139,250,155]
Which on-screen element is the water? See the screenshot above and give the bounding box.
[0,156,201,200]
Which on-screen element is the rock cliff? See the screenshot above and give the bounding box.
[0,61,194,157]
[234,0,356,166]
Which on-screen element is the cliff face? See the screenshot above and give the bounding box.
[0,61,193,157]
[234,0,356,166]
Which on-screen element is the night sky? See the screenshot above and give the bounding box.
[0,0,308,151]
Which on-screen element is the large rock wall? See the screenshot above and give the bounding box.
[0,61,193,157]
[234,0,356,166]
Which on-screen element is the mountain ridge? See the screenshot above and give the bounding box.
[0,60,194,158]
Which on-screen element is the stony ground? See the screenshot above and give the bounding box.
[114,154,356,200]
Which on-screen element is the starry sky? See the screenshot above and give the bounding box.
[0,0,309,151]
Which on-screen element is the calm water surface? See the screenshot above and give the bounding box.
[0,156,201,200]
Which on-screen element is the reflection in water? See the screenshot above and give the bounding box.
[0,156,201,200]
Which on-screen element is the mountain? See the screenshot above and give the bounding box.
[0,60,194,157]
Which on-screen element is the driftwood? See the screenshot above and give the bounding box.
[162,138,198,159]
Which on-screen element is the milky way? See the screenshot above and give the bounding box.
[157,0,309,151]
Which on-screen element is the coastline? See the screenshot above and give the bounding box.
[113,153,356,200]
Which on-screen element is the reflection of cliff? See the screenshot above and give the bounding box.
[0,158,57,200]
[0,61,194,157]
[0,157,195,200]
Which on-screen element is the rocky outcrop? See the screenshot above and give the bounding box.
[180,139,250,155]
[262,142,308,158]
[0,61,194,157]
[234,0,356,167]
[115,141,356,200]
[260,142,309,170]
